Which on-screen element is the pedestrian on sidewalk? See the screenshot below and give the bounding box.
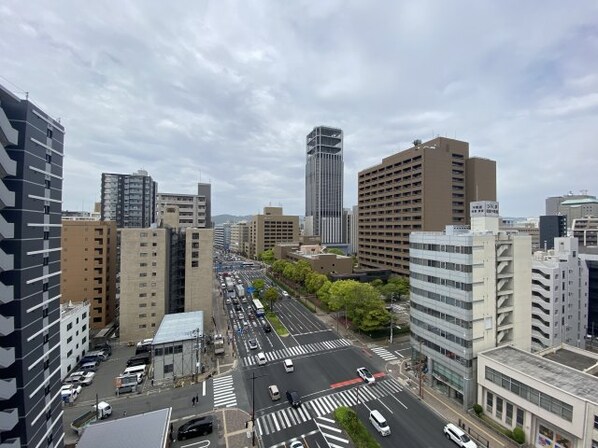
[192,396,196,407]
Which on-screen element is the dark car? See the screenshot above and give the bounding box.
[286,390,301,408]
[262,322,272,333]
[177,415,213,440]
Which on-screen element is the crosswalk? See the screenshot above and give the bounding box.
[315,416,349,448]
[242,338,352,367]
[213,375,237,408]
[370,346,398,362]
[256,377,403,436]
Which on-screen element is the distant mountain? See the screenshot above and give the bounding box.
[212,214,253,225]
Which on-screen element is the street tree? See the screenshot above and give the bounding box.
[252,278,265,297]
[258,249,275,265]
[263,287,279,311]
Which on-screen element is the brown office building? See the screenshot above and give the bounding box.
[248,207,300,259]
[358,137,496,275]
[61,220,117,329]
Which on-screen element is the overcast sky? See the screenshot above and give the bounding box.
[1,1,597,217]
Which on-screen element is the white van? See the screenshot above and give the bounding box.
[284,359,294,373]
[443,423,477,447]
[257,352,267,366]
[123,365,146,383]
[268,385,280,401]
[369,410,391,436]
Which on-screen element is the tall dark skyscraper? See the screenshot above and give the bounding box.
[100,170,157,228]
[1,84,64,447]
[539,215,567,250]
[305,126,344,244]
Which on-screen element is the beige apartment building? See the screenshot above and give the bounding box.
[358,137,496,275]
[61,220,117,329]
[184,227,214,331]
[248,207,299,259]
[119,226,214,342]
[119,228,169,343]
[230,221,250,254]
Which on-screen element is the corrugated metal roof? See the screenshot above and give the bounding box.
[77,408,171,448]
[152,311,204,345]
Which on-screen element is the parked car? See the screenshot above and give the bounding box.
[357,367,376,384]
[67,370,95,386]
[177,416,214,440]
[444,423,477,447]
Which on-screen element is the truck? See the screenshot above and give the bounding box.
[235,284,245,299]
[71,401,112,435]
[225,277,235,292]
[214,334,225,355]
[114,374,139,395]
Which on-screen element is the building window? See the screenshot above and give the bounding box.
[44,205,50,214]
[42,307,48,318]
[594,415,598,430]
[67,336,72,344]
[67,322,73,331]
[192,260,199,268]
[67,349,72,357]
[43,282,49,292]
[506,402,513,425]
[45,179,51,189]
[45,153,52,163]
[496,397,503,419]
[43,231,49,240]
[164,364,173,374]
[513,407,523,427]
[486,391,493,413]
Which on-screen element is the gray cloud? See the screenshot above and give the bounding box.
[1,0,597,217]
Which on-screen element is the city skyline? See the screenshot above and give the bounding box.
[1,1,597,217]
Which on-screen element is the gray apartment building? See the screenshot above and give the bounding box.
[305,126,344,245]
[358,137,496,276]
[1,84,65,447]
[101,170,157,228]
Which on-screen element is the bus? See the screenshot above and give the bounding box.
[242,262,254,268]
[252,299,265,317]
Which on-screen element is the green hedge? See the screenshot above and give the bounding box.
[265,312,288,336]
[333,406,381,448]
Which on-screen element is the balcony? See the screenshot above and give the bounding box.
[0,107,18,147]
[0,378,16,400]
[0,247,14,272]
[0,346,15,368]
[0,147,17,179]
[0,213,14,240]
[0,438,20,448]
[0,181,15,209]
[0,281,13,304]
[0,314,14,336]
[0,408,18,431]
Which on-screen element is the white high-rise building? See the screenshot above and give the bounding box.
[531,237,588,351]
[410,201,532,408]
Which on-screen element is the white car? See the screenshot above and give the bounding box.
[60,384,81,401]
[289,441,304,448]
[357,367,376,384]
[68,370,95,386]
[444,423,477,447]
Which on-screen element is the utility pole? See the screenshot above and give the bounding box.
[249,371,267,446]
[389,293,395,344]
[419,340,424,400]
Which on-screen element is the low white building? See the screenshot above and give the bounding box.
[531,237,589,352]
[60,301,90,379]
[152,311,204,381]
[478,344,598,448]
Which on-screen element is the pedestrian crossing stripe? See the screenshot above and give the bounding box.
[370,346,398,361]
[256,377,403,436]
[213,374,237,408]
[243,338,351,366]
